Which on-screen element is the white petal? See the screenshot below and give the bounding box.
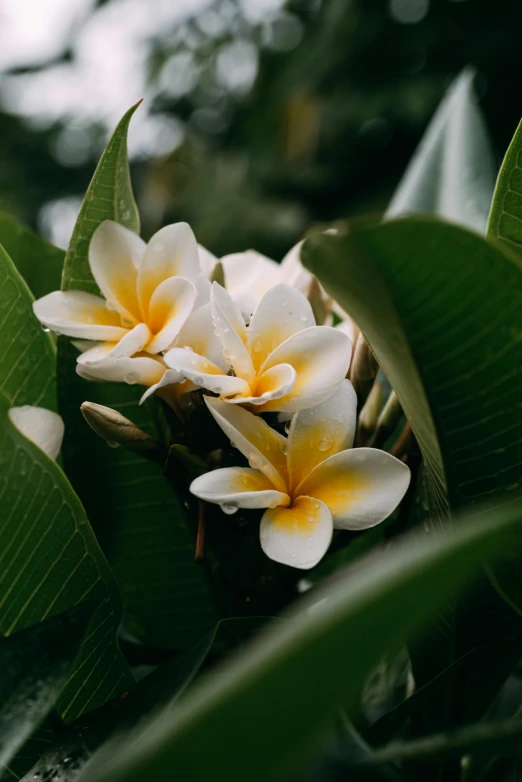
[260,496,333,570]
[211,283,254,385]
[9,406,64,461]
[204,396,288,492]
[194,277,212,309]
[138,223,199,314]
[258,326,352,413]
[140,369,184,404]
[146,276,197,354]
[164,347,249,397]
[33,291,129,341]
[297,447,411,530]
[75,341,116,362]
[221,250,280,315]
[76,355,165,386]
[248,284,315,371]
[198,244,217,278]
[176,303,228,371]
[89,220,145,323]
[226,363,296,407]
[287,380,357,492]
[106,322,151,358]
[190,467,289,511]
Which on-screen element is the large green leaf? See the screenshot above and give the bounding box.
[488,119,522,259]
[0,608,88,773]
[0,212,64,299]
[302,219,522,765]
[57,105,216,648]
[0,245,131,721]
[76,501,522,782]
[386,70,496,233]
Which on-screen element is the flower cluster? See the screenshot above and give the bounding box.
[33,219,410,569]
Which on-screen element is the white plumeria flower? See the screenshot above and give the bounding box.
[9,406,65,460]
[33,220,210,363]
[75,301,227,404]
[203,241,315,318]
[205,237,353,326]
[164,282,352,414]
[190,384,411,569]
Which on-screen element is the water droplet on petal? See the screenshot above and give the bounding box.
[252,339,263,353]
[318,437,333,452]
[124,372,139,385]
[106,440,120,448]
[221,503,238,515]
[249,453,263,469]
[106,300,118,312]
[40,325,51,333]
[300,314,308,322]
[183,345,194,352]
[121,316,134,328]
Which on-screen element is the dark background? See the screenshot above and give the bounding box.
[0,0,520,259]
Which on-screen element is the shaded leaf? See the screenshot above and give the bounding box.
[76,501,522,782]
[302,219,522,773]
[0,608,88,772]
[0,245,131,722]
[0,212,64,300]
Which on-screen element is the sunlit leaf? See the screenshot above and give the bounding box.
[386,70,496,233]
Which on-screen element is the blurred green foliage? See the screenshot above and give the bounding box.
[1,0,522,259]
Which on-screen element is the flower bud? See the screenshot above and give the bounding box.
[356,380,383,447]
[349,333,379,406]
[80,402,165,462]
[306,276,331,326]
[370,391,403,448]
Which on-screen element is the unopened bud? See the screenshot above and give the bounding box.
[370,390,403,448]
[356,380,383,447]
[307,276,331,326]
[349,333,379,406]
[210,261,225,287]
[80,402,165,462]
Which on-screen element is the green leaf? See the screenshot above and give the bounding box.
[0,212,64,300]
[61,102,140,294]
[302,218,522,769]
[386,70,496,233]
[0,608,88,772]
[487,119,522,260]
[57,105,216,648]
[19,617,267,781]
[0,245,132,721]
[76,501,522,782]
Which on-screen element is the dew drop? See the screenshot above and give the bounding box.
[183,345,194,352]
[121,316,134,328]
[124,372,139,385]
[300,314,308,322]
[318,437,333,452]
[249,453,263,469]
[221,503,238,515]
[106,300,118,312]
[106,440,120,449]
[40,325,51,333]
[252,339,263,353]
